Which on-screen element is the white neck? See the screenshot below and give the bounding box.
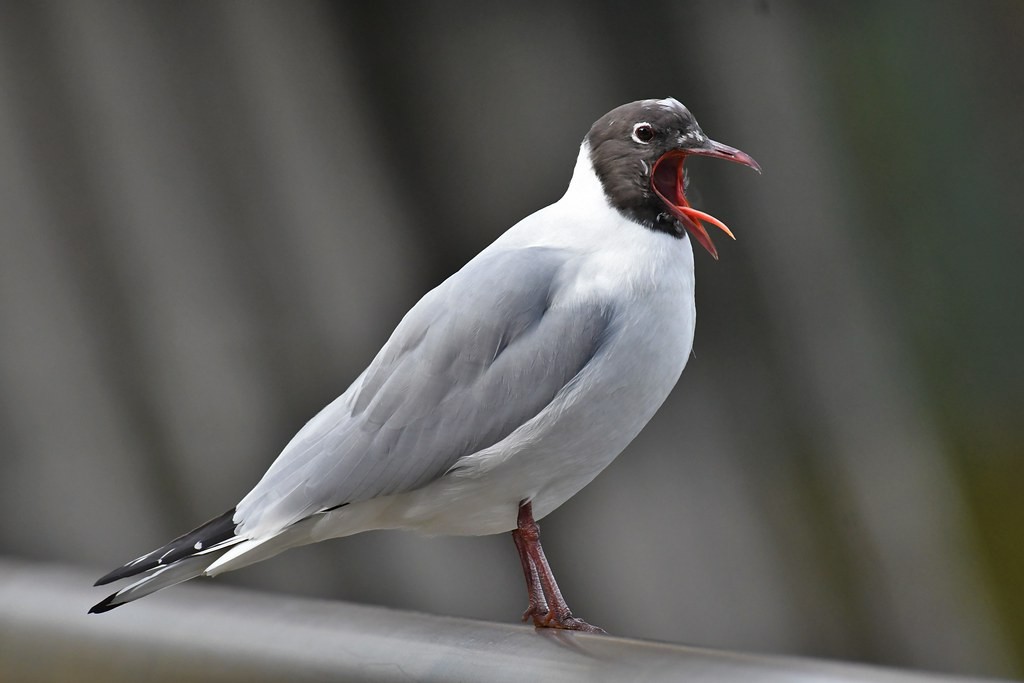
[560,142,610,210]
[490,141,694,285]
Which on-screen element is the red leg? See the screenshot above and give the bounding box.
[512,523,548,622]
[511,500,605,633]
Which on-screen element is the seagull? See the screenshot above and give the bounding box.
[91,98,759,632]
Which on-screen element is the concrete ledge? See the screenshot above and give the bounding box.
[0,558,1008,683]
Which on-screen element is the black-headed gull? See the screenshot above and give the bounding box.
[92,98,759,632]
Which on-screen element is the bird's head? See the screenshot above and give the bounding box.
[586,98,760,259]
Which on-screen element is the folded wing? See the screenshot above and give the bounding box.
[235,246,615,538]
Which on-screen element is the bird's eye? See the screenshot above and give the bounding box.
[632,123,655,144]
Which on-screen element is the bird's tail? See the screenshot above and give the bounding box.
[90,508,243,613]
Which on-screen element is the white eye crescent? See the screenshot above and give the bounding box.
[632,122,655,144]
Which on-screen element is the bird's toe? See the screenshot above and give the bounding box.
[532,610,606,634]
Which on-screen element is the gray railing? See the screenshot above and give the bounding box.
[0,558,1009,683]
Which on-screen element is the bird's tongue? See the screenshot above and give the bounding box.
[651,152,736,260]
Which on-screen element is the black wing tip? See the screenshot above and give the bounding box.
[94,566,135,587]
[88,594,122,614]
[94,553,165,586]
[93,507,238,587]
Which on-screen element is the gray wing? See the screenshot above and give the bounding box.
[235,246,615,537]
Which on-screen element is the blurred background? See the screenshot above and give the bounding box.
[0,0,1021,678]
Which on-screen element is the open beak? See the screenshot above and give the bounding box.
[651,139,760,259]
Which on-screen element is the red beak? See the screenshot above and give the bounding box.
[651,139,760,259]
